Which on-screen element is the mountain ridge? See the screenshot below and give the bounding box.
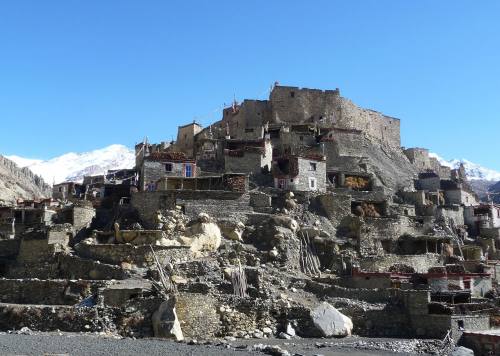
[6,144,135,185]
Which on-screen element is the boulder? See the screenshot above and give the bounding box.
[152,297,184,341]
[177,213,222,252]
[310,302,353,337]
[451,347,474,356]
[218,220,245,242]
[271,216,299,233]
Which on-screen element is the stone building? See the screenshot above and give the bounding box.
[403,148,451,178]
[273,155,326,192]
[464,203,500,238]
[176,122,203,158]
[224,138,272,175]
[52,182,85,200]
[139,151,196,191]
[269,85,401,147]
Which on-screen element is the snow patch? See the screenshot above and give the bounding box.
[429,153,500,181]
[6,144,135,184]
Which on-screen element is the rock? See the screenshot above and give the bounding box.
[286,323,296,337]
[152,298,184,341]
[219,220,245,242]
[171,275,187,284]
[17,327,32,335]
[278,332,291,339]
[310,302,353,337]
[284,199,297,210]
[452,346,474,356]
[300,226,321,238]
[223,268,232,279]
[252,344,290,356]
[177,213,222,252]
[271,216,299,233]
[120,262,132,270]
[253,330,264,338]
[262,327,272,335]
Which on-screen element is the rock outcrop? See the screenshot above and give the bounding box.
[0,155,50,204]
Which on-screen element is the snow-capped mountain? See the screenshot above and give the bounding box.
[7,144,135,185]
[429,153,500,182]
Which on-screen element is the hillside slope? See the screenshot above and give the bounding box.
[0,155,51,204]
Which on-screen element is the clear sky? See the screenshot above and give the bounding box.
[0,1,499,169]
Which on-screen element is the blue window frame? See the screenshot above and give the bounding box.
[185,164,192,177]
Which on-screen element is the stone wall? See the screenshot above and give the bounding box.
[131,190,250,226]
[403,148,451,178]
[357,216,419,256]
[176,123,202,157]
[58,254,128,280]
[0,278,105,305]
[75,243,193,267]
[176,293,220,339]
[305,280,394,303]
[338,98,400,148]
[221,99,270,139]
[359,254,442,273]
[296,158,326,192]
[269,86,400,147]
[17,236,63,263]
[445,189,477,206]
[224,142,272,175]
[73,206,96,232]
[436,205,465,226]
[418,176,441,191]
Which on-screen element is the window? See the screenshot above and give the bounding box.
[309,177,317,190]
[185,164,193,178]
[290,91,295,98]
[457,320,464,331]
[165,163,173,172]
[299,136,304,141]
[309,162,317,171]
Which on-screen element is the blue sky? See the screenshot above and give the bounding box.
[0,1,499,170]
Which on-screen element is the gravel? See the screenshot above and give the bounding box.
[0,332,445,356]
